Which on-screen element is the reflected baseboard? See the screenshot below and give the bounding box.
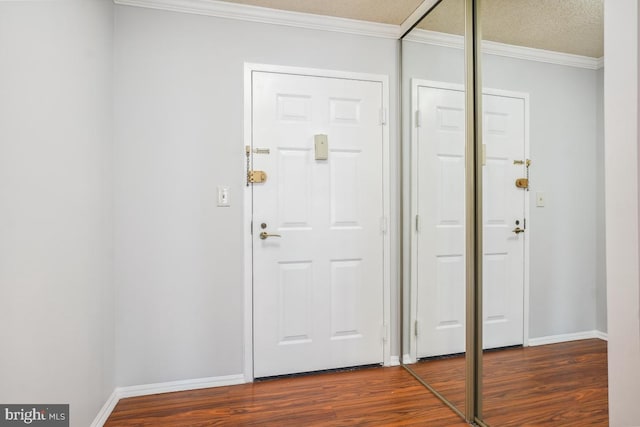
[402,354,415,364]
[528,330,608,346]
[401,330,609,365]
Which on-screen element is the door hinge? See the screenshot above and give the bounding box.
[250,220,253,235]
[245,145,251,187]
[379,108,387,125]
[415,110,421,128]
[414,320,419,337]
[415,214,421,232]
[524,218,526,229]
[380,216,388,234]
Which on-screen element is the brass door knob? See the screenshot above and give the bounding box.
[512,227,525,234]
[260,231,281,240]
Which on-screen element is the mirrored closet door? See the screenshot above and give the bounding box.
[401,1,606,425]
[401,0,470,419]
[478,1,606,425]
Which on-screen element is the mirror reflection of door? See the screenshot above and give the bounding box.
[401,0,468,416]
[482,91,527,350]
[414,81,466,360]
[413,84,527,358]
[479,1,606,425]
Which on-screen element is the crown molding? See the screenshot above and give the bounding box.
[403,29,462,50]
[113,0,400,39]
[486,39,604,70]
[404,29,604,70]
[113,0,604,69]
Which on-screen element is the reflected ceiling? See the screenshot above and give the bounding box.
[420,0,604,58]
[219,0,603,58]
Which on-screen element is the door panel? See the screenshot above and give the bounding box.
[252,71,384,377]
[482,93,525,349]
[416,85,467,358]
[415,84,525,358]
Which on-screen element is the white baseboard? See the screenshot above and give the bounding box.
[401,353,414,364]
[117,374,245,399]
[595,330,609,341]
[528,330,608,347]
[90,374,246,427]
[388,355,400,366]
[90,390,119,427]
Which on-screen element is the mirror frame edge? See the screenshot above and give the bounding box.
[465,0,484,423]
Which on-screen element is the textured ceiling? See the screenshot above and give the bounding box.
[219,0,424,25]
[419,0,604,58]
[218,0,604,58]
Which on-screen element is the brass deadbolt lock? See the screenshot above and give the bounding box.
[249,170,267,184]
[515,178,529,189]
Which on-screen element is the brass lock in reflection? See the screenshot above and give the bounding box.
[513,219,525,234]
[249,170,267,184]
[515,178,529,189]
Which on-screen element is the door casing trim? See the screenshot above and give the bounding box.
[243,62,392,381]
[407,79,531,363]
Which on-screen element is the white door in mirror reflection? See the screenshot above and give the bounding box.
[482,93,526,350]
[252,71,385,377]
[414,82,525,358]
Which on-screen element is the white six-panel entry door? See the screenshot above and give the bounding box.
[412,80,527,359]
[250,69,387,378]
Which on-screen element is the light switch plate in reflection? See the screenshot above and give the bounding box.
[217,186,230,207]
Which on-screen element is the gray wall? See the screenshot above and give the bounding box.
[0,1,114,426]
[484,55,603,338]
[114,5,400,387]
[402,41,605,340]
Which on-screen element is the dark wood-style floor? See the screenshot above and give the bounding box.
[106,339,608,426]
[483,339,608,426]
[105,367,468,426]
[410,339,608,426]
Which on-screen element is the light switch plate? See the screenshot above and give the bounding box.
[218,186,230,207]
[536,192,545,207]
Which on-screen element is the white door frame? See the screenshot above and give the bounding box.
[407,79,530,363]
[243,63,392,381]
